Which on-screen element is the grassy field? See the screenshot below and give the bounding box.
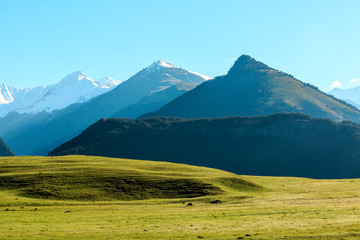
[1,156,360,239]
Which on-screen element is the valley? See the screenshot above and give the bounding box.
[1,156,360,239]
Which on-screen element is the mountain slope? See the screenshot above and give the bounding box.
[66,60,209,119]
[0,137,14,156]
[0,72,121,117]
[112,81,197,118]
[0,61,210,155]
[50,114,360,179]
[143,55,360,122]
[329,87,360,109]
[0,83,24,104]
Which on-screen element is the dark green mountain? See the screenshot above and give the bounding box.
[0,137,14,156]
[50,114,360,179]
[143,55,360,121]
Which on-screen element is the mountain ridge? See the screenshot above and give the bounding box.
[143,55,360,121]
[0,61,210,155]
[0,72,122,117]
[329,86,360,109]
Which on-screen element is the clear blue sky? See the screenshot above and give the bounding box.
[1,0,359,91]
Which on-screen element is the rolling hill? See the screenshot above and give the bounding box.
[0,155,260,201]
[2,155,360,239]
[50,114,360,179]
[143,55,360,122]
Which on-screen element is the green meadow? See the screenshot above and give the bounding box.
[1,156,360,239]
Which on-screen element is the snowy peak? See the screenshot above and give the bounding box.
[145,60,212,81]
[61,71,86,81]
[59,71,97,86]
[146,60,180,72]
[156,60,178,68]
[0,86,12,104]
[139,60,210,88]
[0,83,11,104]
[59,72,122,89]
[96,76,122,88]
[0,83,23,104]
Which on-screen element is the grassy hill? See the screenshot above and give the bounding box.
[0,155,261,202]
[1,156,360,239]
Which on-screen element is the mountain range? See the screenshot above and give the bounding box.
[143,55,360,122]
[49,114,360,179]
[0,137,14,156]
[0,60,211,155]
[0,73,121,117]
[3,54,360,160]
[329,87,360,109]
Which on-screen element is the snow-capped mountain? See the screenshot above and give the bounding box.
[0,72,122,117]
[146,60,212,83]
[329,87,360,109]
[0,59,212,156]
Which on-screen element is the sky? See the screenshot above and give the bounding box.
[0,0,360,91]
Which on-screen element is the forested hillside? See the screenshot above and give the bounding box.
[50,114,360,179]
